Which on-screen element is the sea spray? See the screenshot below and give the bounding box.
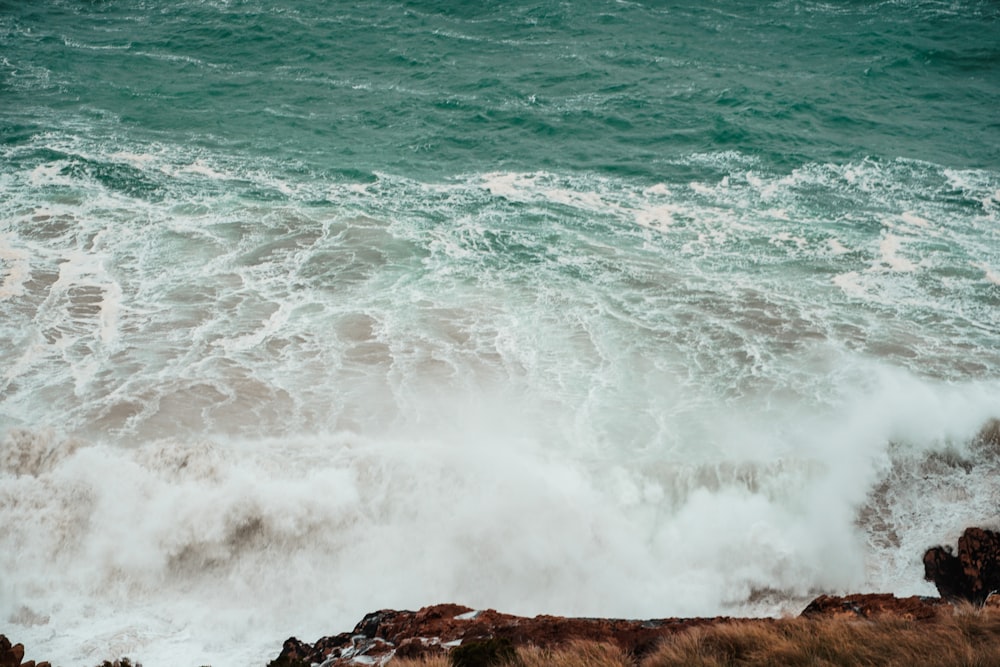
[4,368,1000,664]
[2,0,999,665]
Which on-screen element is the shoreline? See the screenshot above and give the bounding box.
[5,526,999,667]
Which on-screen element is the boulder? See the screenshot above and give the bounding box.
[924,527,1000,605]
[0,636,50,667]
[800,594,943,621]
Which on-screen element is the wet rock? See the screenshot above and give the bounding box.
[267,604,737,666]
[265,637,313,667]
[924,527,1000,605]
[0,638,24,667]
[268,595,942,667]
[0,636,50,667]
[800,594,943,621]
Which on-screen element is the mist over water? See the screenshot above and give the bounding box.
[2,0,1000,665]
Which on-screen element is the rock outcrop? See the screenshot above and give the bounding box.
[0,636,49,667]
[800,593,943,621]
[267,594,941,667]
[267,603,733,666]
[924,527,1000,605]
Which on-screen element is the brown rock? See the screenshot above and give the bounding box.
[265,604,739,666]
[0,638,25,667]
[269,595,947,667]
[800,594,943,621]
[924,527,1000,605]
[0,636,50,667]
[266,637,314,667]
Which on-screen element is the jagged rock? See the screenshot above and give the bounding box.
[800,594,943,621]
[265,637,315,667]
[0,637,24,667]
[924,527,1000,605]
[0,636,49,667]
[267,595,944,667]
[267,604,735,666]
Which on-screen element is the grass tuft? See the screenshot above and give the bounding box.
[641,607,1000,667]
[517,640,632,667]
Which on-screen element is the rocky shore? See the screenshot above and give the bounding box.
[4,527,1000,667]
[259,527,1000,667]
[264,594,949,667]
[262,526,1000,666]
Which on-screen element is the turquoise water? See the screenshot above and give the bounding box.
[5,0,1000,176]
[2,1,999,665]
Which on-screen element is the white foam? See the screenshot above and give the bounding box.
[63,38,132,51]
[29,163,69,186]
[0,235,30,299]
[111,152,157,167]
[900,211,931,228]
[973,261,1000,286]
[216,301,292,353]
[5,366,998,665]
[769,232,806,250]
[633,204,676,229]
[98,280,123,345]
[827,238,849,255]
[832,271,867,298]
[3,151,1000,666]
[745,172,779,200]
[877,233,916,272]
[181,161,228,180]
[643,183,671,196]
[479,171,535,200]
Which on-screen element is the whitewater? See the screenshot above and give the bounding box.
[2,0,999,665]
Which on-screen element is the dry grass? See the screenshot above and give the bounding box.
[391,655,449,667]
[517,640,633,667]
[389,640,632,667]
[389,606,1000,667]
[643,605,1000,667]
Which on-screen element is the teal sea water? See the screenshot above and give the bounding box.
[2,1,999,664]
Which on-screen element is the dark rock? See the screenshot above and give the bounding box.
[271,597,946,667]
[265,637,313,667]
[0,637,24,667]
[263,604,738,666]
[448,637,516,667]
[353,610,401,639]
[393,637,429,660]
[924,527,1000,605]
[800,594,943,621]
[0,637,50,667]
[924,545,965,601]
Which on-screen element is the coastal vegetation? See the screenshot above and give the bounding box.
[390,605,1000,667]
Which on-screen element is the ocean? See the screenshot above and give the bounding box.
[1,0,999,664]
